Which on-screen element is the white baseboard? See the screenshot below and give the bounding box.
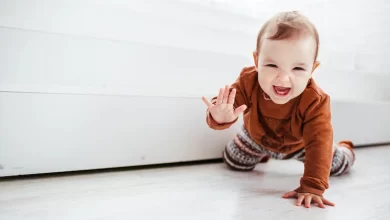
[0,92,389,177]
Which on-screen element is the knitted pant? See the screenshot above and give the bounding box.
[223,126,355,176]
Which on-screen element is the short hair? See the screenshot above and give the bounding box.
[256,11,320,61]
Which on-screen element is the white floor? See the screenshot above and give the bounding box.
[0,146,389,220]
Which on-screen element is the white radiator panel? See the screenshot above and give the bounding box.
[0,92,389,177]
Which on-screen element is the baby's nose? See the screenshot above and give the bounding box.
[276,71,290,81]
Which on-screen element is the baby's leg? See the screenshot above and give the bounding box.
[330,141,356,176]
[223,131,270,171]
[292,141,355,175]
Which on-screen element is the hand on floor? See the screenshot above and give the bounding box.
[282,191,335,208]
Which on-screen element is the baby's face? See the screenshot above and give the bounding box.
[254,33,318,104]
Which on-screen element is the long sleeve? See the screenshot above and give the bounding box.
[294,94,333,196]
[206,66,256,130]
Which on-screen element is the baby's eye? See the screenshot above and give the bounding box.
[293,67,305,71]
[266,64,278,68]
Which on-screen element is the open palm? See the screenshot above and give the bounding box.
[202,85,247,124]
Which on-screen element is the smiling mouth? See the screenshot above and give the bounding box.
[273,86,291,96]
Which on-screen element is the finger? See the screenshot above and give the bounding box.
[227,88,236,104]
[313,197,325,209]
[296,195,305,206]
[282,191,296,198]
[322,198,335,206]
[216,88,224,104]
[305,196,312,208]
[202,96,213,108]
[222,85,230,103]
[233,105,247,116]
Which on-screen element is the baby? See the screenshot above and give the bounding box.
[202,11,355,208]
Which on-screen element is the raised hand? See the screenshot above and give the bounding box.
[202,85,247,124]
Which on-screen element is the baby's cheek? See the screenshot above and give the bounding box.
[258,69,275,82]
[292,81,307,95]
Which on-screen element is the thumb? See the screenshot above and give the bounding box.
[233,104,247,117]
[202,96,214,108]
[282,191,297,198]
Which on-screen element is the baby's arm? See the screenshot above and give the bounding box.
[294,94,333,197]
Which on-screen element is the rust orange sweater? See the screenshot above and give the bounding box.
[206,66,333,196]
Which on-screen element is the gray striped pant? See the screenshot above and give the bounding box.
[223,126,355,176]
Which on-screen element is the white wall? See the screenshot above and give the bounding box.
[0,0,389,177]
[1,0,389,100]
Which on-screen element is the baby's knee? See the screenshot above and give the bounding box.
[222,148,256,171]
[330,144,355,176]
[221,140,261,171]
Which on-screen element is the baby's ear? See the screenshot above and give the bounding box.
[312,61,320,72]
[252,51,259,70]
